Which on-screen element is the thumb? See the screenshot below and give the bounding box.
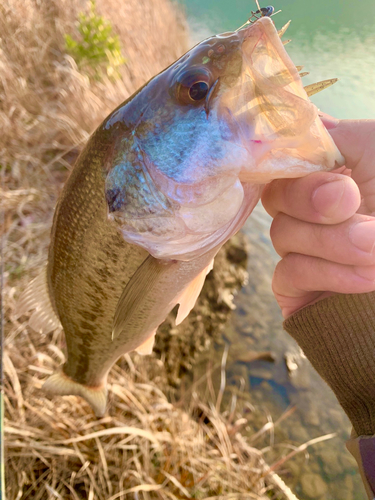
[319,115,375,174]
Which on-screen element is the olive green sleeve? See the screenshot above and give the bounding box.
[283,292,375,499]
[284,292,375,437]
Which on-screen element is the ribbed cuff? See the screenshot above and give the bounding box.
[284,292,375,436]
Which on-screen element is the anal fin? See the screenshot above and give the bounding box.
[16,266,61,334]
[135,329,156,355]
[43,370,107,417]
[176,259,214,326]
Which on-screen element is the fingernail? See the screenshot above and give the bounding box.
[355,266,375,281]
[312,180,345,218]
[318,112,339,130]
[349,221,375,254]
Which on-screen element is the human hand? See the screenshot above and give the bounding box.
[261,118,375,319]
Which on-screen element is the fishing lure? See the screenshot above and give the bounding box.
[250,5,275,22]
[236,2,280,31]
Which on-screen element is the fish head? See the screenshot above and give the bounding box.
[103,17,343,260]
[111,17,343,185]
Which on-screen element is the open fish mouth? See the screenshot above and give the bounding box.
[216,17,344,182]
[236,17,315,137]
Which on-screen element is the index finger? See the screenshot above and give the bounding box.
[320,117,375,182]
[261,171,361,224]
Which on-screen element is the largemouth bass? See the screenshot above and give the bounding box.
[18,17,343,416]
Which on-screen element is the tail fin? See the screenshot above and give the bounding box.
[16,266,61,334]
[42,370,107,417]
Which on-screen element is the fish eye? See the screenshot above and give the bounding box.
[174,69,211,105]
[189,81,209,101]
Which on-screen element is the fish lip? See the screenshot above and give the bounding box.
[239,16,288,66]
[240,16,276,39]
[222,17,343,182]
[225,15,307,132]
[216,16,295,144]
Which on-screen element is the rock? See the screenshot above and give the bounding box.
[288,423,310,443]
[300,401,321,427]
[328,476,354,500]
[285,351,299,373]
[259,380,273,393]
[339,451,357,471]
[344,475,354,495]
[300,473,328,498]
[248,366,274,380]
[235,350,276,364]
[316,448,342,476]
[239,324,254,336]
[285,349,311,389]
[285,459,301,478]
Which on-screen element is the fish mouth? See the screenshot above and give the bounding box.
[236,17,314,137]
[218,17,343,182]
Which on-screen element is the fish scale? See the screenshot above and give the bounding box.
[49,134,148,383]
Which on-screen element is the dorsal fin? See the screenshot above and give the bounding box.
[304,78,338,97]
[16,266,61,334]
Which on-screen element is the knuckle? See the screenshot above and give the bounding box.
[311,222,325,245]
[269,214,283,242]
[262,181,281,216]
[273,253,309,295]
[274,254,296,283]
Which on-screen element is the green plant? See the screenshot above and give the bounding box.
[64,0,125,79]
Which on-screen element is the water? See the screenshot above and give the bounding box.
[180,0,375,119]
[178,1,374,498]
[229,206,365,499]
[187,206,365,498]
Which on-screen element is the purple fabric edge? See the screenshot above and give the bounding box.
[359,437,375,495]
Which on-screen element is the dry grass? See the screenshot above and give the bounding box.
[1,0,188,282]
[1,0,311,498]
[5,340,271,499]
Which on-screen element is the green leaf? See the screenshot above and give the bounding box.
[63,0,126,80]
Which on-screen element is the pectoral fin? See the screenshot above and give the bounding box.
[112,255,177,340]
[176,259,214,326]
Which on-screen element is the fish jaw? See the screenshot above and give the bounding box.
[216,17,344,182]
